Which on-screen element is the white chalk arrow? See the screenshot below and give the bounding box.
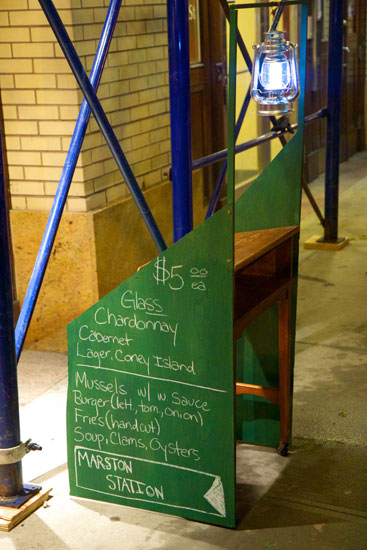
[204,476,226,517]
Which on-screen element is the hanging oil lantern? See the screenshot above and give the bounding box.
[251,31,300,116]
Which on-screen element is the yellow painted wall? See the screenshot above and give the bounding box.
[232,8,258,178]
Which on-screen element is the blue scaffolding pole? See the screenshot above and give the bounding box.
[0,116,41,505]
[0,126,23,499]
[321,0,345,243]
[167,0,193,241]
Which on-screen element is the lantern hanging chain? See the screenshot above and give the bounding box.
[269,1,286,32]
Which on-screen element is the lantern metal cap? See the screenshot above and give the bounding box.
[262,31,288,53]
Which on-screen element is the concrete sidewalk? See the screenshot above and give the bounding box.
[1,152,366,549]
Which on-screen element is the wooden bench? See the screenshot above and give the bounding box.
[234,225,299,456]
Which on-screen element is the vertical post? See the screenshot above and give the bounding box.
[322,0,344,243]
[0,120,23,497]
[167,0,193,241]
[227,7,238,210]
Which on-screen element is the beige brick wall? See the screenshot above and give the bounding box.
[0,0,170,212]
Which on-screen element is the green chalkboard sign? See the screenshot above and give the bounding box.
[67,208,236,527]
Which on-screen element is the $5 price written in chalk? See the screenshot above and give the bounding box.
[153,257,208,292]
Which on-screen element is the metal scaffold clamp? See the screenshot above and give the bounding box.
[0,439,42,465]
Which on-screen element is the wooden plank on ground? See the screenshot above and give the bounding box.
[0,488,52,532]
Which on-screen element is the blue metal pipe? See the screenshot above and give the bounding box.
[323,0,344,242]
[15,0,122,361]
[167,0,193,241]
[39,0,167,253]
[205,159,227,220]
[0,122,23,496]
[192,109,325,171]
[206,85,252,218]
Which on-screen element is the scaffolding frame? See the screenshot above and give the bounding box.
[0,0,345,505]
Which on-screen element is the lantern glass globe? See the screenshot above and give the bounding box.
[251,31,300,116]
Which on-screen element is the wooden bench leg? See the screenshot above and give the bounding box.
[276,286,291,456]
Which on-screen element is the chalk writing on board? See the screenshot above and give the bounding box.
[70,282,229,495]
[204,476,226,517]
[75,447,226,517]
[189,267,208,291]
[69,260,230,504]
[72,364,221,440]
[153,257,184,290]
[67,208,236,527]
[88,311,179,346]
[153,258,209,292]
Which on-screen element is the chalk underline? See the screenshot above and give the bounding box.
[75,364,228,393]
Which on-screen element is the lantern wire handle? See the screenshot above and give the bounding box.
[269,1,286,32]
